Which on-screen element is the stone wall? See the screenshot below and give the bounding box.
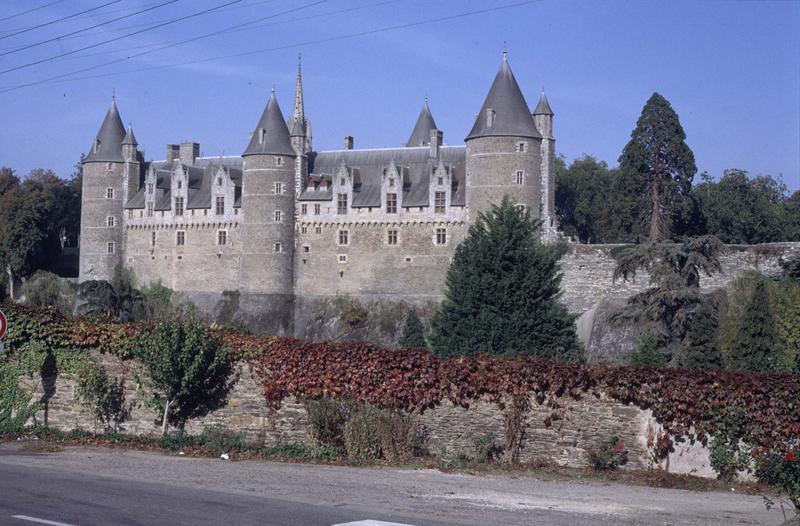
[16,353,706,475]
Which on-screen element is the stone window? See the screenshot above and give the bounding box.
[147,202,153,217]
[337,193,347,215]
[303,245,310,253]
[176,231,185,246]
[338,254,347,263]
[177,180,182,190]
[274,210,282,223]
[217,230,227,246]
[217,177,222,186]
[106,187,114,199]
[386,193,397,214]
[274,242,282,253]
[435,227,447,246]
[315,226,322,234]
[175,197,184,216]
[434,192,446,214]
[516,171,524,185]
[516,142,526,153]
[107,162,113,171]
[314,203,321,215]
[301,203,308,215]
[151,231,156,246]
[338,230,349,245]
[147,183,153,194]
[274,182,283,194]
[106,216,115,227]
[216,196,225,215]
[340,178,345,186]
[418,206,423,212]
[389,177,395,187]
[301,226,308,234]
[127,209,133,219]
[235,208,239,215]
[387,229,398,245]
[437,177,443,186]
[107,242,115,254]
[276,157,283,167]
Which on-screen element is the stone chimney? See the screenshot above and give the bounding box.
[429,129,443,158]
[166,144,180,162]
[179,141,200,165]
[344,136,354,150]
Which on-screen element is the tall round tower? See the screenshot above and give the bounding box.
[79,97,128,282]
[465,53,542,223]
[241,88,297,332]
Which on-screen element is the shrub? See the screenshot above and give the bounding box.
[630,332,668,367]
[473,432,502,463]
[343,405,383,463]
[21,271,74,314]
[76,364,129,431]
[753,444,800,512]
[375,410,425,463]
[708,412,750,482]
[399,308,426,349]
[198,424,246,453]
[586,435,628,470]
[158,430,195,451]
[262,442,340,460]
[305,397,353,452]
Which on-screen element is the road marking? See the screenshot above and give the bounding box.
[333,521,416,526]
[11,516,77,526]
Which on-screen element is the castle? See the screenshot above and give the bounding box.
[79,53,559,333]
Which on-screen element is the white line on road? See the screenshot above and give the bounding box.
[333,521,417,526]
[11,515,77,526]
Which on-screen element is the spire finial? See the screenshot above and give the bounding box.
[112,87,116,101]
[271,83,275,94]
[502,41,507,60]
[298,52,302,69]
[424,94,428,104]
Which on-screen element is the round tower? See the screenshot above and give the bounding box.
[465,53,542,223]
[79,97,128,282]
[241,88,297,332]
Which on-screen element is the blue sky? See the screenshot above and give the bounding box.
[0,0,798,191]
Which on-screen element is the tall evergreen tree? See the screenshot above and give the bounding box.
[728,280,781,373]
[430,197,582,361]
[399,308,426,349]
[619,93,697,242]
[676,300,723,369]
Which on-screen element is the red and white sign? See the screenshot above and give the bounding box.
[0,309,6,339]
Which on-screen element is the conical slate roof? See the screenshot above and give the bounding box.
[122,124,138,145]
[243,91,295,157]
[406,100,438,147]
[85,98,126,162]
[465,55,541,140]
[533,91,553,115]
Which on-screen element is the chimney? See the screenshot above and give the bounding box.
[166,144,179,162]
[344,136,354,150]
[429,129,443,158]
[179,141,200,165]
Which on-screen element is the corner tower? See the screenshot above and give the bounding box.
[533,91,559,241]
[465,53,541,224]
[241,88,297,332]
[79,97,131,282]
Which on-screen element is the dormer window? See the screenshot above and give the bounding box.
[217,177,222,186]
[486,108,495,128]
[389,177,395,187]
[259,128,266,144]
[437,177,443,186]
[340,178,345,186]
[177,180,182,190]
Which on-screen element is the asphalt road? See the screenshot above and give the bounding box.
[0,443,791,526]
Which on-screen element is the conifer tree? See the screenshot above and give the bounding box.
[728,280,781,373]
[618,93,697,242]
[399,308,426,349]
[430,197,581,361]
[676,301,723,369]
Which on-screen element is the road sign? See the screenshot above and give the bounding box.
[0,309,6,340]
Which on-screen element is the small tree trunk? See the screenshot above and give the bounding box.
[161,399,171,435]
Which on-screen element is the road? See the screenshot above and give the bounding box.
[0,443,791,526]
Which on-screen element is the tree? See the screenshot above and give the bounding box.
[399,308,426,349]
[430,196,582,361]
[727,280,781,373]
[618,93,697,242]
[134,319,233,434]
[675,300,723,369]
[612,236,725,366]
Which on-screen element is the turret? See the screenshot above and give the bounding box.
[406,98,437,147]
[241,88,296,332]
[121,123,142,205]
[533,91,558,242]
[79,96,128,282]
[465,53,541,223]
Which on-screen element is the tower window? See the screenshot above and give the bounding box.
[107,242,115,254]
[106,188,114,199]
[386,193,397,214]
[301,203,308,215]
[387,229,398,245]
[338,230,349,245]
[274,242,282,253]
[107,162,113,171]
[337,193,348,215]
[274,210,282,222]
[106,216,115,227]
[151,231,156,247]
[434,192,446,214]
[217,230,227,246]
[174,197,184,216]
[435,227,447,246]
[274,182,283,194]
[516,171,524,185]
[176,231,185,246]
[516,142,526,152]
[338,254,347,263]
[485,108,495,128]
[314,203,321,215]
[276,157,283,167]
[216,196,225,215]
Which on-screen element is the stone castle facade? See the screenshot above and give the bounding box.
[79,54,559,333]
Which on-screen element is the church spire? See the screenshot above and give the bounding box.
[291,54,305,136]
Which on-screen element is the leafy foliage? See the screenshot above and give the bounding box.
[21,271,75,315]
[708,412,750,482]
[752,444,800,512]
[399,308,426,349]
[727,280,782,373]
[430,197,581,361]
[586,435,628,470]
[76,364,129,431]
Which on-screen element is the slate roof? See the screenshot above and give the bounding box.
[85,98,126,162]
[406,100,437,147]
[242,92,296,157]
[302,146,466,207]
[125,160,242,210]
[533,92,553,115]
[465,55,541,141]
